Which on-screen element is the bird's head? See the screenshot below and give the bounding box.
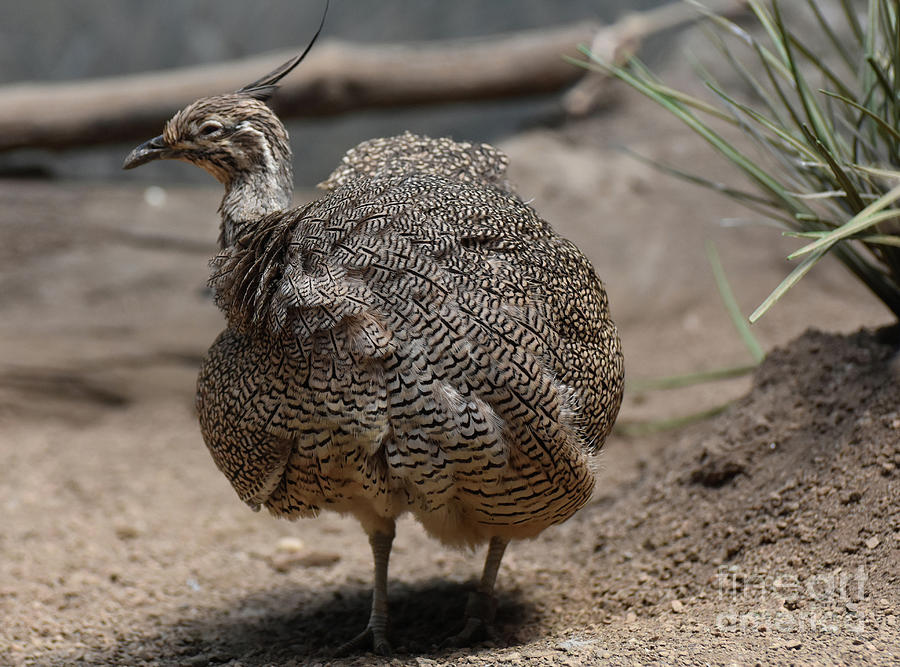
[122,2,326,189]
[123,95,291,186]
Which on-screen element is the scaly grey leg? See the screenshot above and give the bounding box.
[444,536,510,647]
[333,526,395,656]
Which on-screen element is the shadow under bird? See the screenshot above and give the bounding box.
[123,12,623,656]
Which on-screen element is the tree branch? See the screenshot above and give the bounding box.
[0,22,597,152]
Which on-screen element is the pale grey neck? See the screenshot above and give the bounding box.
[218,167,293,248]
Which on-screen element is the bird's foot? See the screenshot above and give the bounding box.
[333,623,391,657]
[442,591,498,648]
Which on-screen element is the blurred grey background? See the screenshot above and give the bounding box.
[0,0,667,186]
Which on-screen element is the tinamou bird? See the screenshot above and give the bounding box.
[123,15,623,656]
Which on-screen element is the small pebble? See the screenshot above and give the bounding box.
[114,525,140,540]
[670,599,684,613]
[298,551,341,567]
[276,537,305,553]
[269,550,341,573]
[865,536,880,550]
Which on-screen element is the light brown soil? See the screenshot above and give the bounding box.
[1,88,898,665]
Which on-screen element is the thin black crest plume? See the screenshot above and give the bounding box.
[236,0,328,102]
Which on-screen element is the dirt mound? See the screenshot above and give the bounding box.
[518,327,900,663]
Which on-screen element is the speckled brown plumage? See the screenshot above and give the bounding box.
[124,54,623,655]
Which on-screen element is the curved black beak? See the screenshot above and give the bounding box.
[123,135,172,170]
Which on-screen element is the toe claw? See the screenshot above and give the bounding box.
[441,591,498,648]
[333,626,391,657]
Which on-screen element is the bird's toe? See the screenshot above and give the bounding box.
[332,625,391,657]
[441,591,498,648]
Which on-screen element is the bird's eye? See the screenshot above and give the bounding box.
[198,122,222,137]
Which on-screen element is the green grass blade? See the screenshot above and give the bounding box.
[788,183,900,256]
[835,113,887,165]
[753,37,809,136]
[749,247,829,322]
[820,89,900,143]
[861,0,880,97]
[840,0,865,45]
[618,147,789,212]
[773,2,844,159]
[705,81,821,164]
[627,364,757,393]
[865,55,896,102]
[850,164,900,180]
[800,124,866,212]
[860,234,900,247]
[707,241,766,362]
[893,1,900,118]
[706,28,790,128]
[788,208,900,257]
[787,230,900,246]
[807,0,857,70]
[785,29,856,100]
[614,403,733,437]
[750,0,790,63]
[786,190,847,200]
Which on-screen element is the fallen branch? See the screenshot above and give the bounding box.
[0,23,598,152]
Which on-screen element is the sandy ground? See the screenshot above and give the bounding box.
[1,88,898,665]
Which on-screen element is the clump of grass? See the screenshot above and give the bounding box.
[576,0,900,322]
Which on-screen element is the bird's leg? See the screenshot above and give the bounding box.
[444,535,510,647]
[334,523,395,656]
